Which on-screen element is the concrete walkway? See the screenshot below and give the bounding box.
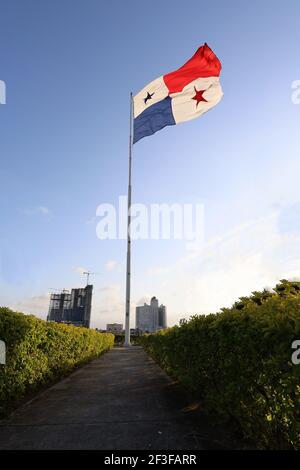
[0,347,241,450]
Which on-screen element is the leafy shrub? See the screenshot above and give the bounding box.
[139,280,300,449]
[0,307,114,414]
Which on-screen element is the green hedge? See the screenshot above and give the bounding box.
[139,281,300,449]
[0,307,114,414]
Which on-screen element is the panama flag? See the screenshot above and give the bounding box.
[133,43,223,144]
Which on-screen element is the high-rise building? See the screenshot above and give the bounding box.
[136,296,167,333]
[47,285,93,328]
[158,304,167,329]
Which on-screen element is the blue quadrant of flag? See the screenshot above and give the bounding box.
[133,97,175,144]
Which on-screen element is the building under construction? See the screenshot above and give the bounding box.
[47,285,93,328]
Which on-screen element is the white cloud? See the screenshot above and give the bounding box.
[98,284,120,293]
[136,296,150,306]
[91,283,124,329]
[73,266,88,275]
[146,266,171,276]
[38,206,50,215]
[146,210,300,325]
[11,294,49,320]
[19,206,52,216]
[105,260,118,271]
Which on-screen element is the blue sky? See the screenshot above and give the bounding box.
[1,0,300,328]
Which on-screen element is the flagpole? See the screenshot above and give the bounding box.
[124,92,133,347]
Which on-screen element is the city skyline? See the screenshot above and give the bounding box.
[1,1,300,329]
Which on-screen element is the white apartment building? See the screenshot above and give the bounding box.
[136,297,167,333]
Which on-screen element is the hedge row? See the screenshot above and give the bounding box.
[0,307,114,414]
[139,281,300,449]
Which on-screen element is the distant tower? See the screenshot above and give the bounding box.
[158,304,167,329]
[136,297,167,333]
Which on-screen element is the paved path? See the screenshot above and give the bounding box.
[0,347,241,450]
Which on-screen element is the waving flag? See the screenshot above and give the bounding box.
[133,43,223,144]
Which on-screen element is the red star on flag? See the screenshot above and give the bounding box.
[192,87,208,106]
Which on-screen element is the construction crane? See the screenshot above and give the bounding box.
[82,271,101,285]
